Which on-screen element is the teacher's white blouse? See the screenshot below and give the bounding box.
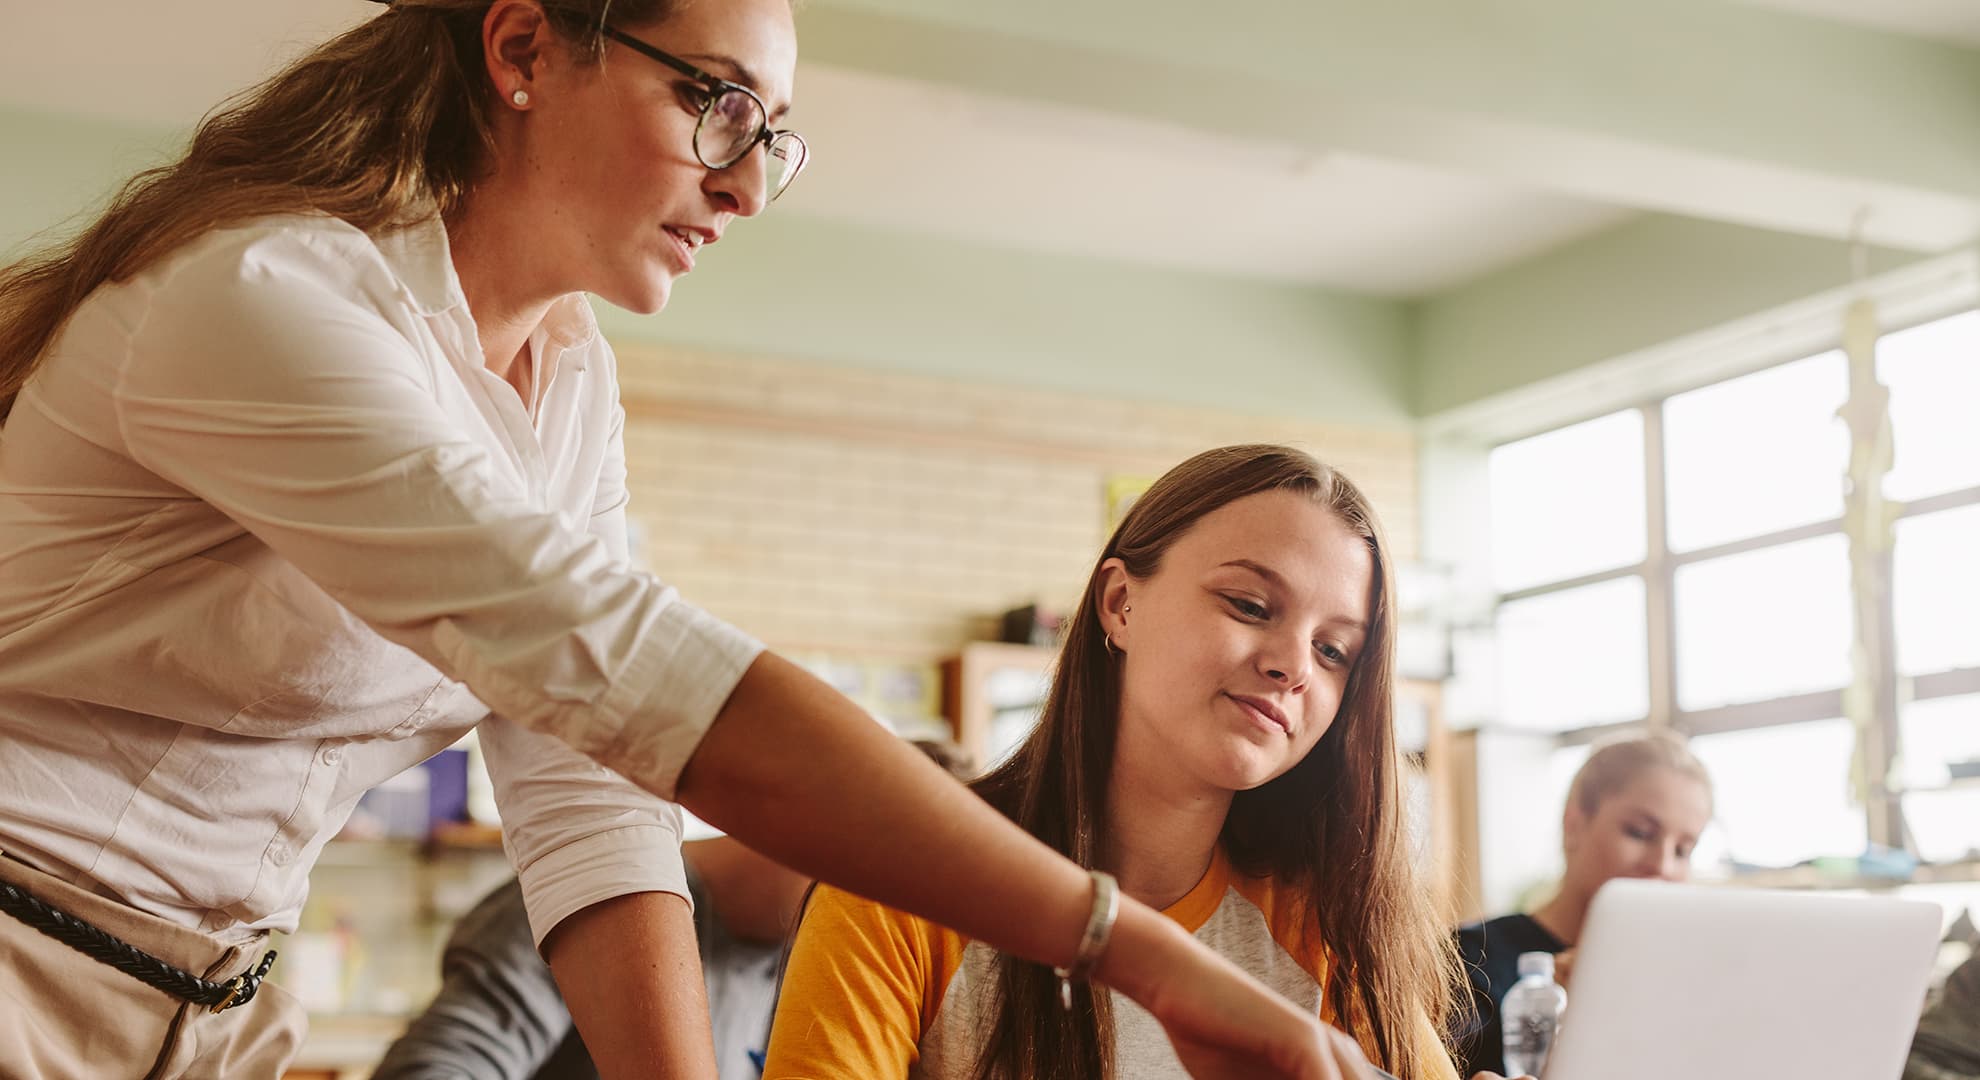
[0,214,761,946]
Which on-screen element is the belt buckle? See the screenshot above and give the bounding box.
[208,974,249,1014]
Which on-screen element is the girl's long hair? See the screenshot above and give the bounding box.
[968,443,1461,1080]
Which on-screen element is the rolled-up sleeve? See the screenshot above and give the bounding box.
[111,221,761,800]
[485,396,705,945]
[479,712,694,945]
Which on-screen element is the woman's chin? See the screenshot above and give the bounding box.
[1202,749,1285,794]
[597,274,675,317]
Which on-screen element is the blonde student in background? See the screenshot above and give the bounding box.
[0,1,1366,1076]
[1452,732,1715,1077]
[765,445,1513,1080]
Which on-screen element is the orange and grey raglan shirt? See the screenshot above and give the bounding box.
[763,847,1460,1080]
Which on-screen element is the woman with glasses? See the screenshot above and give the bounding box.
[0,2,1367,1078]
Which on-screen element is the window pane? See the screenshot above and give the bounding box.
[1905,788,1980,864]
[1880,311,1980,502]
[1549,743,1592,836]
[1484,742,1596,901]
[983,665,1049,770]
[1663,352,1847,553]
[1496,578,1648,731]
[1689,719,1866,868]
[1894,505,1980,676]
[1674,534,1851,711]
[1490,411,1645,592]
[1898,694,1980,791]
[1900,692,1980,860]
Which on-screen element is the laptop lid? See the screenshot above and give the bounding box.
[1543,879,1941,1080]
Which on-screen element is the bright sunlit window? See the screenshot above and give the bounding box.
[1482,306,1980,883]
[1880,311,1980,502]
[1673,534,1853,711]
[1495,579,1649,731]
[1489,410,1645,593]
[1898,694,1980,791]
[1689,719,1867,868]
[1662,351,1847,553]
[1899,690,1980,863]
[1898,692,1980,866]
[1893,504,1980,677]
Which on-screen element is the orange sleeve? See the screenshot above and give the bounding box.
[762,884,964,1080]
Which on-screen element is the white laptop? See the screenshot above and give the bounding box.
[1540,879,1942,1080]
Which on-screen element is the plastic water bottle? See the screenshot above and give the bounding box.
[1501,950,1568,1078]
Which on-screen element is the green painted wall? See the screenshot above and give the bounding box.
[1410,214,1924,416]
[600,214,1411,424]
[0,108,185,261]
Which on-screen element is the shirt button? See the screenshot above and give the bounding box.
[321,745,343,766]
[270,841,292,865]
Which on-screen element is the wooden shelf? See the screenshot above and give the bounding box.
[940,642,1056,771]
[429,820,505,850]
[318,823,506,866]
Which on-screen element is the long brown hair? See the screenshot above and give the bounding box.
[0,0,670,421]
[969,444,1460,1080]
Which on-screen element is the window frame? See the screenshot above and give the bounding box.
[1487,313,1980,855]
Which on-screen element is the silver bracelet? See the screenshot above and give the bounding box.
[1052,869,1120,1011]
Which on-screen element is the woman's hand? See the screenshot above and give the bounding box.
[1095,903,1377,1079]
[1552,947,1577,989]
[1161,988,1374,1080]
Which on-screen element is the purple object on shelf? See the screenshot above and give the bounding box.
[424,747,470,829]
[351,769,429,839]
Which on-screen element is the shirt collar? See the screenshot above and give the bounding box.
[371,215,465,318]
[539,293,601,356]
[1165,846,1236,934]
[372,216,600,356]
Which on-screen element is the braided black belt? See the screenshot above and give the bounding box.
[0,879,277,1013]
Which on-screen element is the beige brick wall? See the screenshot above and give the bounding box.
[616,344,1418,658]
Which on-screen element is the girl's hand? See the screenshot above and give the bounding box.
[1552,947,1578,988]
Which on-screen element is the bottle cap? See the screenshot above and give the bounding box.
[1517,951,1556,978]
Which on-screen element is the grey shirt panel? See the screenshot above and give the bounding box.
[372,869,782,1080]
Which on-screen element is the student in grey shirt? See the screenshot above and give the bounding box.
[375,741,975,1080]
[1908,944,1980,1080]
[373,831,806,1080]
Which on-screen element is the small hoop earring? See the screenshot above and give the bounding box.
[1103,633,1120,656]
[511,89,530,107]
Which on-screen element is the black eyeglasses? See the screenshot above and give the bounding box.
[601,26,807,202]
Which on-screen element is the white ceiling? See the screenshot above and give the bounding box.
[776,66,1633,293]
